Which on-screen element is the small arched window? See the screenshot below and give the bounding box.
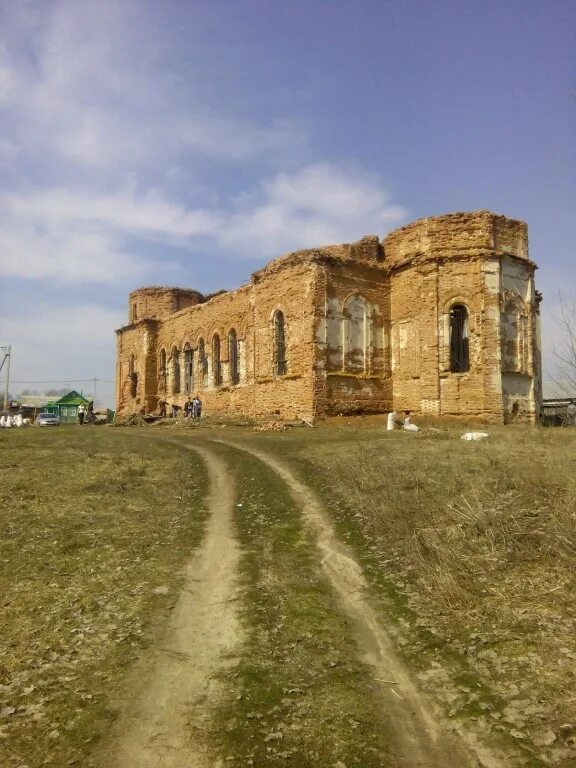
[183,343,194,394]
[212,335,222,386]
[159,349,167,390]
[273,310,287,376]
[229,329,239,385]
[131,303,137,323]
[198,338,208,388]
[449,305,469,373]
[171,346,181,394]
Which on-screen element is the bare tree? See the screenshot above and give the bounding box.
[553,297,576,396]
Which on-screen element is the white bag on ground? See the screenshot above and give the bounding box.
[461,432,489,441]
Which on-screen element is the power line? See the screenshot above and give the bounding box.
[11,378,114,384]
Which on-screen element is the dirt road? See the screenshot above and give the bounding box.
[97,436,502,767]
[96,444,241,768]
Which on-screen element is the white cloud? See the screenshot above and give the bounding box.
[0,1,306,171]
[0,164,407,282]
[0,225,149,283]
[4,187,219,239]
[221,164,407,255]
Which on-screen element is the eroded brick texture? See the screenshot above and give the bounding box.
[116,210,542,423]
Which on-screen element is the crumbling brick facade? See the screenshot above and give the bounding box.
[116,210,542,423]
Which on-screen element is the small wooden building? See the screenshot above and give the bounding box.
[44,391,91,424]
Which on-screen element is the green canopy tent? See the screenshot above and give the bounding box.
[44,391,91,424]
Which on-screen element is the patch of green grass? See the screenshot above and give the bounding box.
[209,442,399,768]
[0,428,209,768]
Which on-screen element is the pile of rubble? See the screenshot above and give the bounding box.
[253,421,288,432]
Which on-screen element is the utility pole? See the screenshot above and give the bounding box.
[0,346,11,411]
[93,377,97,408]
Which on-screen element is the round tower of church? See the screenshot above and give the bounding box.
[128,287,205,325]
[382,210,539,422]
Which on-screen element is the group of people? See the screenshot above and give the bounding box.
[77,402,95,425]
[158,396,202,419]
[0,412,27,428]
[387,409,419,432]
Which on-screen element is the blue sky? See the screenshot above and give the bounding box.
[0,0,574,406]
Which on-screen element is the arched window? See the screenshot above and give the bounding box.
[449,305,469,373]
[229,329,239,385]
[183,343,194,394]
[171,346,181,394]
[212,335,222,386]
[129,354,137,398]
[198,338,208,388]
[273,310,287,375]
[159,349,167,390]
[343,295,370,372]
[131,303,137,323]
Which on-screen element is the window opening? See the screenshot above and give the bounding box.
[183,344,194,393]
[129,354,137,398]
[213,335,222,386]
[198,338,208,388]
[159,349,167,390]
[273,310,287,376]
[171,346,181,394]
[450,304,469,372]
[229,329,239,385]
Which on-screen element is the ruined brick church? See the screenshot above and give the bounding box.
[116,210,542,423]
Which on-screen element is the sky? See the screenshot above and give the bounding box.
[0,0,574,407]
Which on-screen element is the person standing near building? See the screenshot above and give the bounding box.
[78,404,85,425]
[184,397,193,419]
[192,395,202,419]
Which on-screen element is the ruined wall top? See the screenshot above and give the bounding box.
[251,235,383,282]
[127,286,206,324]
[383,210,529,270]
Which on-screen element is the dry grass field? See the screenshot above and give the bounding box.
[0,427,208,768]
[1,418,576,767]
[249,418,576,766]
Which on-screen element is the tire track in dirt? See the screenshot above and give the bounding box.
[95,443,241,768]
[214,439,502,768]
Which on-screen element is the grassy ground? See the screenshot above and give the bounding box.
[206,441,398,767]
[3,418,576,767]
[0,426,208,768]
[242,418,576,766]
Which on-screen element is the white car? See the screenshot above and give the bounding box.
[36,412,61,426]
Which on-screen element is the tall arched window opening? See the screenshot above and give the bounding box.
[343,295,370,372]
[229,329,239,385]
[212,335,222,386]
[449,305,469,373]
[198,338,208,388]
[159,349,167,390]
[129,354,137,398]
[183,344,194,394]
[171,346,181,394]
[273,311,287,375]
